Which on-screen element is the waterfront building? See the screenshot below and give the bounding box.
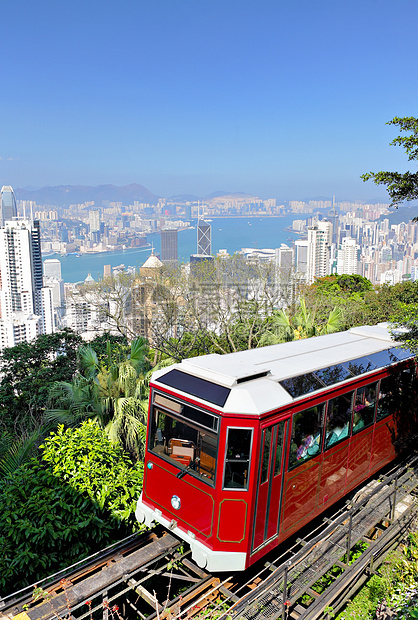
[0,185,17,226]
[241,248,276,262]
[44,258,62,279]
[103,264,112,278]
[197,219,211,256]
[161,229,178,262]
[0,218,54,350]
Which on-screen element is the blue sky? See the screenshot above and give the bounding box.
[1,0,417,201]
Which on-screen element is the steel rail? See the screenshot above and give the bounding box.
[221,451,418,620]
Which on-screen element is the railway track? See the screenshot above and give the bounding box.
[1,452,418,620]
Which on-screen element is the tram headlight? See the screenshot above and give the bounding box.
[171,495,181,510]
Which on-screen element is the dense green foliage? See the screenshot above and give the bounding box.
[41,421,144,525]
[362,116,418,207]
[0,329,82,436]
[303,276,418,336]
[260,298,343,345]
[0,420,143,595]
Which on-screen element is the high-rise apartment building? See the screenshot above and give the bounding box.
[276,244,294,271]
[295,239,308,276]
[43,258,62,279]
[0,185,17,226]
[336,237,359,275]
[161,229,178,262]
[306,222,332,285]
[0,217,54,350]
[197,219,211,256]
[89,209,101,233]
[43,258,65,323]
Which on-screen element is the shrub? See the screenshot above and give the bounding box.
[0,420,144,595]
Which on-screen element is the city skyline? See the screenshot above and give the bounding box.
[1,0,418,201]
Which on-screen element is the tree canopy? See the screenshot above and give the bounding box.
[361,116,418,207]
[0,329,83,436]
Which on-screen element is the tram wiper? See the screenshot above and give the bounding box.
[176,457,200,479]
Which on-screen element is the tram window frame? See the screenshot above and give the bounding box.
[288,403,325,470]
[325,391,354,450]
[260,427,272,484]
[352,382,378,434]
[376,374,398,421]
[223,427,253,491]
[274,422,286,477]
[149,395,219,487]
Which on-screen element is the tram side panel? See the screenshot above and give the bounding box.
[276,370,412,547]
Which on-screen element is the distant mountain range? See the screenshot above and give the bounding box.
[14,184,160,208]
[13,184,266,209]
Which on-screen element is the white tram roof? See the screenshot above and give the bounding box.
[152,324,413,416]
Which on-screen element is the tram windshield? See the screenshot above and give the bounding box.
[149,392,219,485]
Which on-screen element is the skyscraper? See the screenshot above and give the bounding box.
[43,258,65,322]
[0,185,17,226]
[197,219,211,256]
[43,258,62,279]
[295,239,308,276]
[306,221,332,285]
[0,218,54,349]
[337,237,359,275]
[161,229,178,262]
[276,244,294,271]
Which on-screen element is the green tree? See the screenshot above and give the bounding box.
[87,332,129,365]
[361,116,418,207]
[303,275,374,330]
[46,338,152,458]
[0,329,82,436]
[311,274,373,297]
[260,298,343,345]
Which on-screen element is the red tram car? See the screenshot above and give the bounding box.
[136,324,417,571]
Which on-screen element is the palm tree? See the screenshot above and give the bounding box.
[0,426,47,477]
[260,299,343,346]
[45,338,153,459]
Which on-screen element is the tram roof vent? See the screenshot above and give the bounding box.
[236,370,270,384]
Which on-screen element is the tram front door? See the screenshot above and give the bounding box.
[251,420,288,553]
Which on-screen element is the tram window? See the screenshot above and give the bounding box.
[346,356,376,376]
[367,350,398,369]
[289,404,324,470]
[314,364,353,386]
[325,391,353,449]
[223,428,252,490]
[392,347,414,361]
[280,373,323,398]
[260,427,272,484]
[149,405,218,486]
[353,382,377,433]
[376,375,397,421]
[274,422,285,477]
